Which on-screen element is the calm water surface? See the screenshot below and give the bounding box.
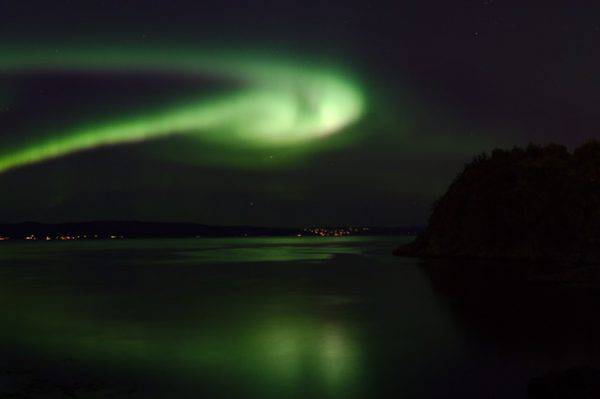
[0,237,599,398]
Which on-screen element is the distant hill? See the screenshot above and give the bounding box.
[0,221,298,240]
[0,221,417,240]
[395,141,600,263]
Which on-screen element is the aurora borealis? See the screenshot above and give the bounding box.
[2,3,600,399]
[1,1,599,226]
[0,46,364,173]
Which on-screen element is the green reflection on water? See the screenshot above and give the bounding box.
[0,237,398,397]
[0,236,381,263]
[1,292,362,397]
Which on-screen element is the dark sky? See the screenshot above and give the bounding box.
[0,1,598,226]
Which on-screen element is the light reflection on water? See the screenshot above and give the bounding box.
[1,237,598,398]
[0,237,405,398]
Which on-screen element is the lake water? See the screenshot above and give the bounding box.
[0,237,599,398]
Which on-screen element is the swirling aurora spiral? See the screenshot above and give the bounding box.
[0,46,365,173]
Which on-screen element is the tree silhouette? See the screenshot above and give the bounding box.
[396,141,600,263]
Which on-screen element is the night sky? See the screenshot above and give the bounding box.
[0,1,598,226]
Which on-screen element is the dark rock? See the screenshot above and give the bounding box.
[528,366,600,398]
[396,141,600,263]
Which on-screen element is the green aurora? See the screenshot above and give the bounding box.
[0,45,365,173]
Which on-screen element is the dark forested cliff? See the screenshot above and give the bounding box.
[395,141,600,263]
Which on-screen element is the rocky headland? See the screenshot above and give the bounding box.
[396,141,600,264]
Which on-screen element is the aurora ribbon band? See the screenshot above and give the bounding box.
[0,46,365,173]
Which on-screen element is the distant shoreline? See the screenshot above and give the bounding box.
[0,221,421,241]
